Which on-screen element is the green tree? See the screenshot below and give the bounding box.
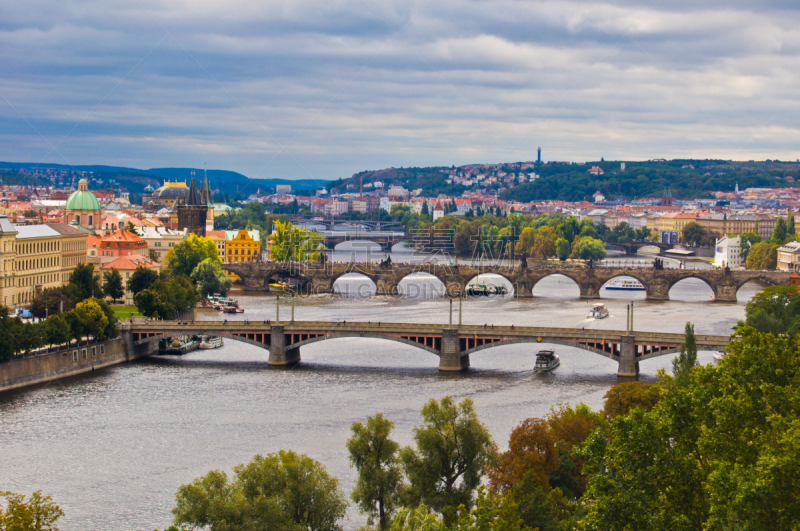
[68,263,103,300]
[571,237,607,263]
[191,259,232,298]
[739,232,762,261]
[102,268,125,303]
[173,451,347,531]
[681,221,711,246]
[421,202,430,217]
[347,413,403,529]
[740,284,800,335]
[601,381,661,418]
[672,322,698,384]
[73,299,109,339]
[771,217,788,244]
[745,241,779,270]
[555,238,570,261]
[30,286,78,318]
[388,506,444,531]
[166,234,220,278]
[400,397,495,523]
[269,220,325,262]
[0,490,63,531]
[127,266,160,297]
[789,210,796,236]
[43,313,72,348]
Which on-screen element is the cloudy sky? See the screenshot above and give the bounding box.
[1,0,800,180]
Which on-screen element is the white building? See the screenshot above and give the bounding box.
[388,184,409,197]
[714,236,742,268]
[275,184,292,195]
[324,199,350,217]
[777,241,800,272]
[432,204,444,221]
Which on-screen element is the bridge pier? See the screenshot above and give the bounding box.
[514,282,534,299]
[439,329,469,371]
[617,335,639,377]
[645,279,670,301]
[578,282,602,300]
[267,325,300,366]
[713,283,737,303]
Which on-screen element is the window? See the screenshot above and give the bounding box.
[100,345,104,355]
[92,347,96,357]
[82,349,87,360]
[73,351,78,362]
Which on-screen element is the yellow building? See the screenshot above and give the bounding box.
[226,230,260,263]
[51,222,89,283]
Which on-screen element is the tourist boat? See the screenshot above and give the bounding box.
[712,351,727,362]
[489,285,507,295]
[222,305,244,314]
[605,278,646,291]
[158,336,200,355]
[269,282,289,291]
[198,336,224,350]
[534,349,560,372]
[588,303,610,319]
[466,282,490,296]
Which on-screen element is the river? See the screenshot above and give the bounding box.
[0,247,760,530]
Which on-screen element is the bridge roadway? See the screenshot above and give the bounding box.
[128,320,731,377]
[222,261,791,302]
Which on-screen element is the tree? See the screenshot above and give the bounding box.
[740,284,800,335]
[103,268,124,303]
[739,232,762,261]
[571,237,607,263]
[127,266,160,297]
[73,299,109,340]
[681,221,711,246]
[269,220,325,262]
[789,210,796,236]
[0,490,63,531]
[530,227,558,259]
[165,234,220,278]
[672,322,698,384]
[388,506,445,531]
[421,202,430,217]
[400,397,495,523]
[601,381,661,418]
[173,451,347,531]
[745,241,779,270]
[134,277,198,319]
[191,259,232,298]
[30,286,78,318]
[347,413,403,530]
[68,263,103,300]
[555,238,570,261]
[489,417,558,495]
[771,217,788,244]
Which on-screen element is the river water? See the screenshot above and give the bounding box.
[0,246,759,530]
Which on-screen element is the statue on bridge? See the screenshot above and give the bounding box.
[380,255,393,268]
[653,258,664,270]
[520,253,527,269]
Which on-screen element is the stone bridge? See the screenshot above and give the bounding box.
[222,262,791,302]
[127,320,731,377]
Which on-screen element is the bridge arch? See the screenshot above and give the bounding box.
[668,275,716,301]
[287,332,441,357]
[135,331,271,351]
[530,273,581,298]
[735,275,779,290]
[460,337,620,359]
[331,272,378,297]
[463,273,515,297]
[397,272,446,298]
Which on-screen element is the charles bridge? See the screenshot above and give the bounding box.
[127,320,731,377]
[222,261,792,302]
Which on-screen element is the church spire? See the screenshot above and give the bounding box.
[186,177,201,206]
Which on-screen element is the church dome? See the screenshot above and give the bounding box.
[155,185,188,201]
[144,184,155,193]
[65,179,101,211]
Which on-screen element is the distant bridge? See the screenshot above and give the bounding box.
[291,218,404,231]
[222,261,791,302]
[605,241,673,254]
[127,320,731,376]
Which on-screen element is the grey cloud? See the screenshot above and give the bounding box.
[1,0,800,179]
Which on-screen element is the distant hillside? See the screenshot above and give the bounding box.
[332,159,800,201]
[0,162,330,194]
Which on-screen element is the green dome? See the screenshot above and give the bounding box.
[65,188,101,211]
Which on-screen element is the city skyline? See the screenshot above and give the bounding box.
[2,0,800,181]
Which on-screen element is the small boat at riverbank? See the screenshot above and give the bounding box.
[588,303,610,319]
[535,350,560,372]
[198,336,224,350]
[605,278,646,291]
[158,336,200,355]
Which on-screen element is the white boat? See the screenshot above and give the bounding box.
[588,303,610,319]
[605,278,646,291]
[712,351,726,362]
[198,336,224,350]
[534,350,560,372]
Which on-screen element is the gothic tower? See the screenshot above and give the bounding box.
[177,177,207,236]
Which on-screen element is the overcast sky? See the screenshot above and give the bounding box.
[1,0,800,181]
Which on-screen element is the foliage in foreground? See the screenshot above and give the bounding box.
[0,490,63,530]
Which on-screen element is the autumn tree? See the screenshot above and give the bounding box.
[0,490,63,530]
[601,381,661,418]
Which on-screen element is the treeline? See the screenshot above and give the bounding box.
[0,263,120,361]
